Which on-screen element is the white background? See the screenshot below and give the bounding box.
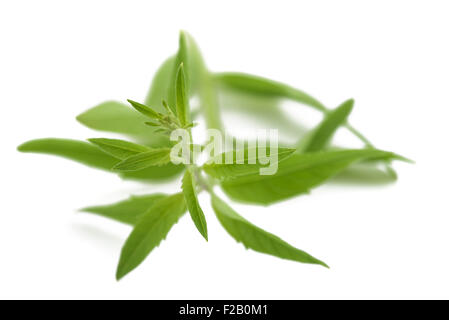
[1,1,448,299]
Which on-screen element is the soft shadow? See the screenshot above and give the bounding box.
[329,164,397,186]
[70,222,124,251]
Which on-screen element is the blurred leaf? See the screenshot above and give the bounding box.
[116,193,186,280]
[182,168,208,240]
[88,138,150,160]
[81,194,167,225]
[215,79,309,145]
[214,73,384,160]
[18,138,119,170]
[211,195,328,267]
[203,147,296,180]
[221,149,407,205]
[76,101,168,147]
[113,148,172,171]
[214,72,326,112]
[301,99,354,152]
[144,56,175,110]
[175,64,189,127]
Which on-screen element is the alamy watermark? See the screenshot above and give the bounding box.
[170,129,281,175]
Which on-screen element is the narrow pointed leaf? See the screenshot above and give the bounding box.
[18,138,119,170]
[302,99,354,152]
[116,193,187,280]
[127,99,161,120]
[181,168,208,240]
[175,64,189,126]
[113,148,172,171]
[211,195,328,267]
[81,194,167,225]
[203,147,296,180]
[221,149,408,205]
[76,101,167,147]
[88,138,150,160]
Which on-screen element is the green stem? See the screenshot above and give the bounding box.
[345,123,374,147]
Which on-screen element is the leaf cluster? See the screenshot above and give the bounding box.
[18,31,410,280]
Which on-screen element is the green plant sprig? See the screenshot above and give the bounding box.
[18,31,410,280]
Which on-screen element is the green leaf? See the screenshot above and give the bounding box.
[80,194,167,225]
[18,138,119,170]
[214,72,327,112]
[113,148,172,171]
[175,63,189,127]
[18,138,182,181]
[203,147,296,180]
[76,101,167,147]
[116,193,187,280]
[221,149,408,205]
[169,31,221,129]
[211,195,328,268]
[301,99,354,152]
[127,99,162,120]
[181,168,208,240]
[88,138,150,160]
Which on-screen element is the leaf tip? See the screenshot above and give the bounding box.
[179,29,187,40]
[127,99,139,107]
[342,98,355,112]
[201,230,208,242]
[115,268,125,281]
[392,153,414,164]
[75,113,84,123]
[17,140,34,152]
[126,99,139,109]
[17,142,26,152]
[115,258,130,281]
[75,110,91,126]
